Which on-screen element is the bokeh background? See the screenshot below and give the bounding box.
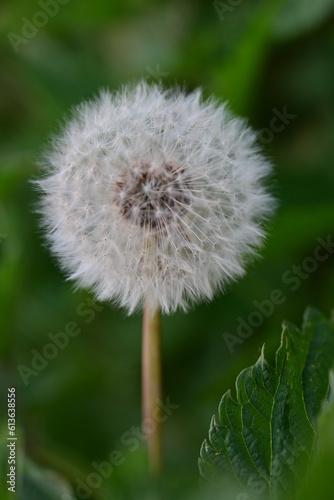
[1,0,334,498]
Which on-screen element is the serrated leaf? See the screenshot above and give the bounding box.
[199,308,334,499]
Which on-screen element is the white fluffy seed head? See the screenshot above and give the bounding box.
[36,81,275,315]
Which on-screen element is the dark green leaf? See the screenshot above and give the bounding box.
[273,0,334,40]
[19,457,75,500]
[296,372,334,499]
[199,308,334,499]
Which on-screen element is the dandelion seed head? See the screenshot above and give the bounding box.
[37,81,275,314]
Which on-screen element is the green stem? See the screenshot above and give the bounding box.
[142,302,163,477]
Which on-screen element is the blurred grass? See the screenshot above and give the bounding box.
[1,0,334,498]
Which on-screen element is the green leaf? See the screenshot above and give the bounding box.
[19,457,76,500]
[0,425,74,500]
[273,0,334,40]
[212,0,282,116]
[199,308,334,499]
[296,372,334,499]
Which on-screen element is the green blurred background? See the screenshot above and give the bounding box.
[1,0,334,498]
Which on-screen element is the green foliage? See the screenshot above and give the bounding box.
[199,309,334,499]
[0,425,75,500]
[273,0,334,40]
[296,372,334,500]
[19,458,76,500]
[1,0,334,497]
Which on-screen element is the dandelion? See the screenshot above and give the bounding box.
[36,81,274,476]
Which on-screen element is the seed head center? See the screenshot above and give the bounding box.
[115,162,190,228]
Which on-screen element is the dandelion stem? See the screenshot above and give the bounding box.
[142,302,163,477]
